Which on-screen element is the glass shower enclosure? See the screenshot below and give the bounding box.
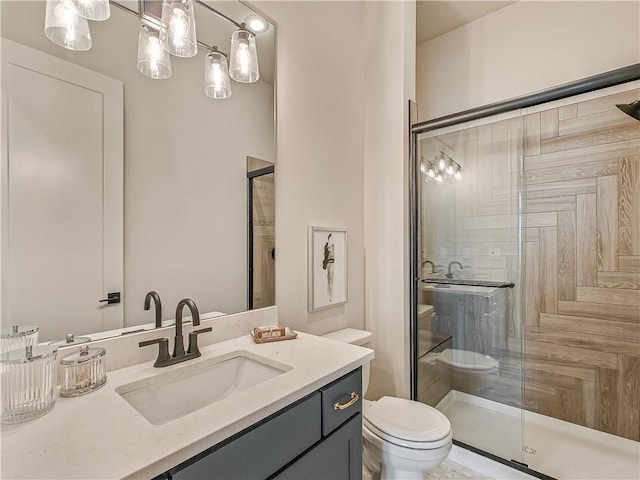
[410,65,640,479]
[414,110,526,466]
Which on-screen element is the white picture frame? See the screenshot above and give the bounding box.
[308,227,348,312]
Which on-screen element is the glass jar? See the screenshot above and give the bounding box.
[1,345,58,424]
[60,345,106,397]
[1,325,39,354]
[48,333,91,347]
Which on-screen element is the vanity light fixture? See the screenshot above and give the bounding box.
[44,0,92,51]
[421,152,462,184]
[43,0,266,98]
[160,0,198,58]
[229,25,260,83]
[137,23,172,80]
[204,48,232,99]
[68,0,110,21]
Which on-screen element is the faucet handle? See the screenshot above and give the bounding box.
[187,327,212,356]
[139,338,171,367]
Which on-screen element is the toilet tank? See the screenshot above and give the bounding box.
[322,328,372,396]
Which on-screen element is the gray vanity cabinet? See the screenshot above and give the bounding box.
[273,415,362,480]
[163,368,362,480]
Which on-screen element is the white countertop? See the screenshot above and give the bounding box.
[1,332,373,480]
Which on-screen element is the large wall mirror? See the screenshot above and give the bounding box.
[0,1,276,343]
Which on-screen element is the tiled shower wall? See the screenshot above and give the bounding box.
[522,88,639,441]
[420,86,640,441]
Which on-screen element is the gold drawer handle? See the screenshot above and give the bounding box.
[333,392,359,411]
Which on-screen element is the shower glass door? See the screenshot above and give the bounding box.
[412,74,640,479]
[414,113,526,465]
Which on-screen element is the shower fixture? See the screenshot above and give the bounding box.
[616,100,640,121]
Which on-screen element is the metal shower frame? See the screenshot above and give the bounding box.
[408,63,640,478]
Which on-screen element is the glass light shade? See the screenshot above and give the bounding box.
[44,0,92,51]
[68,0,110,21]
[137,24,172,80]
[204,51,232,99]
[160,0,197,58]
[229,28,259,83]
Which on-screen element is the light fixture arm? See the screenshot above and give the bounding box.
[209,45,227,58]
[110,0,228,55]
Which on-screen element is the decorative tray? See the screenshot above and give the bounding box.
[251,326,298,344]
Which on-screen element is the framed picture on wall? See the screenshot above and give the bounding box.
[308,227,348,312]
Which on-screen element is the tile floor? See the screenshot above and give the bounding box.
[362,445,536,480]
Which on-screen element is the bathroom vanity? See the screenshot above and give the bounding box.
[162,369,362,480]
[421,282,509,353]
[0,332,373,479]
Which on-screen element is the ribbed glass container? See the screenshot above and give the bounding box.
[1,345,58,424]
[1,325,39,354]
[60,345,106,397]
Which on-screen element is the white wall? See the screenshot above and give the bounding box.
[255,1,366,336]
[417,1,640,120]
[363,1,415,399]
[1,1,275,327]
[254,1,416,399]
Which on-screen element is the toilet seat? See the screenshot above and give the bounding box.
[363,397,451,449]
[436,348,499,370]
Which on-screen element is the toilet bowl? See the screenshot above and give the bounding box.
[435,348,499,393]
[322,329,452,480]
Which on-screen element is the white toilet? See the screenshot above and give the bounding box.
[323,328,453,480]
[435,348,500,393]
[417,303,500,394]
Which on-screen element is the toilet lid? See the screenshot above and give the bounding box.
[363,397,451,446]
[437,349,499,370]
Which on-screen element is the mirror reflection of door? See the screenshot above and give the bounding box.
[1,40,124,342]
[247,158,275,309]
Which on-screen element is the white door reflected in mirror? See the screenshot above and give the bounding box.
[2,40,124,342]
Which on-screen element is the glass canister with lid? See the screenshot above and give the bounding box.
[60,345,107,397]
[1,325,39,354]
[1,345,58,424]
[48,333,91,347]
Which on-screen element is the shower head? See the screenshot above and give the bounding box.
[616,100,640,121]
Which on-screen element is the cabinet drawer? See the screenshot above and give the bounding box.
[319,368,362,436]
[171,392,322,480]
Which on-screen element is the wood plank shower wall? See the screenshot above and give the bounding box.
[522,88,639,441]
[422,87,640,441]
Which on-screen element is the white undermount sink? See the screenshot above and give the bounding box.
[116,351,292,425]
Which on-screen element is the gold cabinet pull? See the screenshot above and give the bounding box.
[333,392,359,410]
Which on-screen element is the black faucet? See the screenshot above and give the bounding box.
[173,298,199,357]
[445,261,463,278]
[421,260,436,275]
[139,298,212,368]
[144,291,162,328]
